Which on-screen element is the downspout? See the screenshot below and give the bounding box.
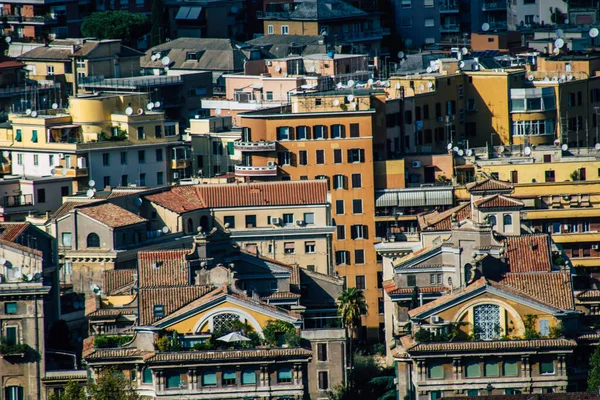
[35,293,41,400]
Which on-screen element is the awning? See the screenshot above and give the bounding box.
[425,190,453,206]
[175,6,191,19]
[187,6,202,19]
[305,241,316,246]
[398,191,426,207]
[249,84,263,89]
[376,192,398,207]
[284,243,295,250]
[49,124,80,129]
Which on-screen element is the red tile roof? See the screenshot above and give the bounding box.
[403,337,576,354]
[466,178,513,193]
[576,290,600,300]
[145,180,329,213]
[145,348,312,363]
[77,203,147,228]
[408,278,487,317]
[419,203,471,231]
[103,269,137,295]
[139,285,214,325]
[0,222,29,242]
[504,234,552,272]
[138,250,190,288]
[260,291,302,300]
[387,286,448,295]
[474,194,523,209]
[497,272,575,310]
[0,238,43,257]
[50,200,100,220]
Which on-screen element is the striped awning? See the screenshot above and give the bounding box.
[376,192,398,207]
[398,191,426,207]
[425,190,453,206]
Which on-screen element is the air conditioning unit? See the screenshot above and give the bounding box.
[59,153,65,159]
[296,220,305,226]
[431,315,442,324]
[271,217,281,225]
[173,172,179,179]
[593,244,599,250]
[411,161,422,168]
[267,161,275,167]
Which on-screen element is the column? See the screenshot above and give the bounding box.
[521,356,530,378]
[188,369,195,390]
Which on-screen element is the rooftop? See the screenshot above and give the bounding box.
[77,203,148,228]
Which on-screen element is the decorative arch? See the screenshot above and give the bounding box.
[453,297,525,338]
[193,307,264,335]
[86,233,100,248]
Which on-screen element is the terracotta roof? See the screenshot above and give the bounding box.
[0,222,29,242]
[145,181,328,214]
[474,194,523,209]
[86,309,125,318]
[0,238,42,257]
[419,203,471,231]
[575,331,600,340]
[290,264,300,286]
[497,272,575,310]
[0,60,24,69]
[139,286,213,325]
[85,348,149,361]
[408,278,487,317]
[138,250,190,288]
[103,269,137,295]
[50,200,100,220]
[504,234,552,272]
[466,178,513,193]
[77,203,147,228]
[145,348,312,363]
[576,290,600,299]
[393,244,443,267]
[261,291,302,300]
[387,286,447,295]
[404,338,576,354]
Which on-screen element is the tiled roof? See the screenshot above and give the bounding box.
[138,250,190,288]
[408,278,487,317]
[393,244,442,267]
[261,291,302,300]
[287,0,367,21]
[85,348,149,361]
[77,203,147,228]
[474,194,523,209]
[144,181,328,214]
[419,203,471,231]
[504,234,552,272]
[404,338,577,354]
[290,264,301,286]
[86,309,125,318]
[387,286,447,295]
[145,348,312,363]
[576,290,600,299]
[0,238,42,257]
[0,222,29,242]
[246,35,327,58]
[103,269,136,295]
[139,286,213,325]
[18,46,73,61]
[466,178,513,193]
[50,200,99,220]
[497,272,574,310]
[575,331,600,340]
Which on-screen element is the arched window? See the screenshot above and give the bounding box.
[86,233,100,248]
[200,215,209,231]
[503,214,513,226]
[187,218,193,233]
[488,215,497,227]
[142,367,153,384]
[213,312,240,332]
[473,304,500,340]
[5,386,23,400]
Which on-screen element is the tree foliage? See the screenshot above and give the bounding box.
[588,344,600,392]
[50,368,139,400]
[338,288,368,333]
[327,353,396,400]
[49,381,86,400]
[81,11,149,47]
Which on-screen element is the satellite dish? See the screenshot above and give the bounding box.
[562,144,569,151]
[426,66,433,73]
[554,139,561,146]
[215,108,222,115]
[86,189,95,198]
[498,146,505,153]
[395,83,401,89]
[461,47,468,55]
[33,272,40,281]
[552,76,558,81]
[347,79,355,87]
[154,101,161,108]
[397,51,405,59]
[447,143,453,150]
[556,29,564,38]
[2,151,9,157]
[162,226,169,234]
[134,197,143,206]
[147,103,154,110]
[137,108,144,115]
[459,61,465,68]
[417,84,424,91]
[125,107,133,115]
[466,149,473,157]
[457,149,464,156]
[524,146,532,156]
[590,28,600,38]
[0,258,6,265]
[333,99,340,106]
[452,146,459,153]
[61,169,68,176]
[482,23,490,32]
[528,75,534,81]
[553,48,561,55]
[50,168,56,176]
[5,36,11,43]
[555,38,565,49]
[275,66,281,72]
[13,270,21,279]
[544,77,550,82]
[52,103,58,109]
[349,103,356,109]
[25,273,33,281]
[161,56,171,66]
[31,111,37,117]
[595,143,600,151]
[559,78,565,83]
[88,180,95,187]
[347,94,355,102]
[193,178,200,185]
[25,109,31,115]
[427,81,433,88]
[367,78,374,85]
[567,75,573,81]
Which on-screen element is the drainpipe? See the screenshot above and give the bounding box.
[35,293,41,400]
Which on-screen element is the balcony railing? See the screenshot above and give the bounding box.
[482,1,507,11]
[233,141,276,152]
[53,167,88,177]
[439,2,459,12]
[234,165,278,177]
[171,159,191,169]
[1,194,33,207]
[440,24,460,32]
[344,28,391,41]
[5,14,58,24]
[487,21,508,29]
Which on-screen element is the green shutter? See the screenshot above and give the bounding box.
[430,391,441,400]
[142,367,153,383]
[227,141,235,155]
[202,372,217,385]
[242,370,256,385]
[540,361,554,374]
[223,370,236,380]
[166,373,180,388]
[5,327,17,345]
[428,362,443,379]
[503,360,518,376]
[15,129,21,142]
[485,361,499,377]
[465,361,481,378]
[467,390,479,397]
[31,130,38,143]
[5,303,17,314]
[278,368,292,380]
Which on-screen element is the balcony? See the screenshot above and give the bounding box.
[53,167,88,178]
[233,141,276,152]
[440,24,460,32]
[439,2,459,12]
[171,159,191,169]
[5,14,58,24]
[487,21,508,30]
[344,28,391,42]
[482,1,506,11]
[234,165,278,177]
[1,194,33,208]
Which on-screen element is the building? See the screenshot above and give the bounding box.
[246,35,333,59]
[17,39,143,101]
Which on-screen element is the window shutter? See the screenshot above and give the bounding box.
[335,251,341,265]
[306,126,311,139]
[351,225,357,239]
[288,127,295,140]
[347,149,353,163]
[359,149,365,162]
[345,250,351,264]
[363,225,369,239]
[290,152,297,166]
[323,126,328,139]
[343,175,348,189]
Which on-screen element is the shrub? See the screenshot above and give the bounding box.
[94,335,132,348]
[263,320,296,346]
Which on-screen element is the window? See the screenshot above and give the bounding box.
[49,155,55,166]
[467,390,478,397]
[304,212,315,224]
[503,214,512,226]
[503,360,518,376]
[153,305,164,319]
[142,367,153,384]
[350,123,360,137]
[37,188,46,203]
[317,343,328,361]
[465,361,481,377]
[351,224,367,239]
[242,370,256,385]
[424,0,433,5]
[485,361,499,377]
[305,241,316,253]
[401,17,412,27]
[506,389,522,395]
[278,368,292,383]
[347,148,365,163]
[137,127,145,140]
[121,175,128,186]
[334,149,343,163]
[335,200,344,214]
[278,151,291,166]
[283,213,294,225]
[331,124,344,138]
[47,65,55,75]
[407,275,416,287]
[102,153,110,166]
[355,249,365,264]
[139,173,146,186]
[32,130,38,143]
[424,18,434,27]
[33,154,38,165]
[245,215,256,228]
[351,173,362,188]
[473,304,500,340]
[224,216,235,228]
[202,371,217,386]
[16,154,22,165]
[428,362,443,379]
[333,174,346,190]
[335,250,350,265]
[314,125,327,139]
[61,232,72,247]
[5,386,23,400]
[157,172,164,186]
[539,318,550,336]
[121,151,128,165]
[284,242,295,254]
[337,225,346,239]
[545,170,555,182]
[355,275,366,289]
[165,371,180,389]
[281,25,289,35]
[222,370,236,385]
[155,149,163,162]
[297,126,310,139]
[540,360,554,375]
[87,233,100,248]
[318,371,329,390]
[154,125,162,138]
[267,25,274,34]
[15,129,22,142]
[299,150,308,165]
[316,149,325,164]
[352,199,363,214]
[5,302,17,314]
[138,150,146,164]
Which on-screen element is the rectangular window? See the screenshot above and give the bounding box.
[466,361,481,378]
[121,175,128,186]
[335,250,350,265]
[334,149,343,163]
[37,188,46,203]
[350,123,360,137]
[17,154,22,165]
[318,371,329,390]
[351,173,362,188]
[278,151,291,166]
[407,275,416,287]
[223,216,235,228]
[61,232,72,247]
[102,153,110,166]
[222,370,236,385]
[545,170,555,182]
[281,25,289,35]
[139,173,146,186]
[155,125,162,138]
[331,124,344,138]
[202,371,217,386]
[314,125,327,139]
[268,25,274,34]
[137,127,145,140]
[317,343,327,361]
[283,213,294,225]
[540,360,554,375]
[356,275,366,289]
[347,148,365,163]
[296,125,309,139]
[305,241,316,253]
[242,370,256,385]
[333,174,346,190]
[424,18,434,27]
[351,224,367,239]
[155,149,163,162]
[316,149,325,164]
[157,172,164,186]
[428,362,443,379]
[284,242,295,254]
[277,368,292,383]
[5,326,17,345]
[355,249,365,264]
[539,318,550,336]
[103,176,110,188]
[15,129,22,142]
[299,150,308,165]
[153,305,164,319]
[4,302,17,314]
[335,200,344,215]
[337,225,346,239]
[121,152,128,165]
[503,360,518,376]
[245,215,257,228]
[138,150,146,164]
[33,154,38,166]
[49,155,55,166]
[485,361,499,377]
[304,212,315,224]
[352,199,363,214]
[165,372,180,389]
[467,390,478,397]
[32,130,38,143]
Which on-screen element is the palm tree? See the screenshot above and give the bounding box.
[337,287,368,374]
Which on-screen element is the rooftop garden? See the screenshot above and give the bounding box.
[94,335,133,349]
[0,337,33,357]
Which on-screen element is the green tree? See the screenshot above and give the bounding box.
[588,344,600,392]
[49,381,86,400]
[81,11,149,47]
[326,353,396,400]
[88,368,140,400]
[337,287,368,371]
